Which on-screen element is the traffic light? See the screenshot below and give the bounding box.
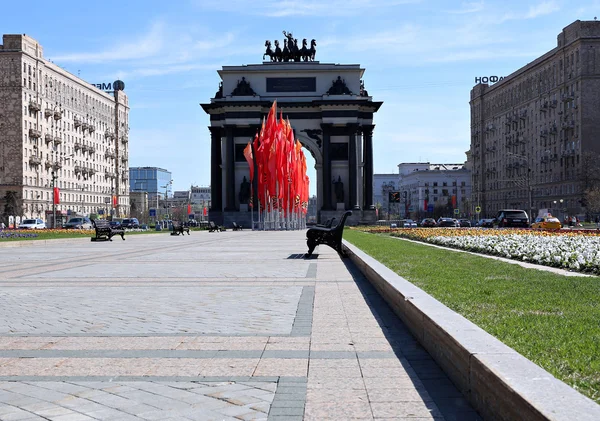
[389,191,400,203]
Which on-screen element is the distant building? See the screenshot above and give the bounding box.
[0,34,130,224]
[398,163,472,219]
[129,191,148,221]
[129,167,172,206]
[470,19,600,218]
[373,174,399,219]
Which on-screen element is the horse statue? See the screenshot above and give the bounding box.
[282,39,290,62]
[308,39,317,61]
[300,38,309,62]
[263,40,275,62]
[274,40,282,62]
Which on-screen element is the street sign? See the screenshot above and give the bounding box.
[189,214,195,220]
[454,208,460,215]
[149,209,156,217]
[475,206,481,213]
[427,204,434,212]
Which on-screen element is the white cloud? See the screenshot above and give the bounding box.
[446,1,485,14]
[497,1,560,23]
[52,22,166,63]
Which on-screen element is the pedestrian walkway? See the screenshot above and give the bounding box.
[0,231,480,420]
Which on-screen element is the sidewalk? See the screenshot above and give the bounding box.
[0,231,479,420]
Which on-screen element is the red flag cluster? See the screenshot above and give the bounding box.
[244,101,309,214]
[53,187,60,205]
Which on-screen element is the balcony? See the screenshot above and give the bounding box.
[28,101,41,113]
[121,153,128,162]
[88,125,95,134]
[519,110,527,119]
[54,135,62,145]
[104,130,115,140]
[74,142,82,152]
[539,130,548,138]
[121,136,128,144]
[561,120,575,130]
[44,108,54,119]
[74,165,83,174]
[121,171,129,180]
[485,124,495,132]
[29,155,42,166]
[562,92,574,102]
[52,162,62,170]
[104,171,116,179]
[541,156,549,163]
[105,150,115,159]
[89,168,97,176]
[29,128,41,139]
[81,123,89,133]
[45,160,53,170]
[53,110,62,120]
[81,145,89,153]
[88,146,96,155]
[549,99,558,108]
[549,125,558,135]
[74,118,81,128]
[45,133,54,144]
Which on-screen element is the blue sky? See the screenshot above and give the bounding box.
[5,0,599,193]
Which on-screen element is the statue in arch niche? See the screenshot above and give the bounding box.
[239,176,251,204]
[333,176,344,203]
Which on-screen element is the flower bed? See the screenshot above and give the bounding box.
[354,227,600,274]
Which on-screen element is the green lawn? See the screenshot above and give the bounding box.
[0,229,170,241]
[344,229,600,403]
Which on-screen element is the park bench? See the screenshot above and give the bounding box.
[316,217,336,228]
[232,222,243,231]
[171,221,190,236]
[91,219,125,242]
[209,221,222,232]
[306,211,351,256]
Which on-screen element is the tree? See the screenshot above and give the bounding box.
[579,151,600,191]
[1,191,22,223]
[584,187,600,215]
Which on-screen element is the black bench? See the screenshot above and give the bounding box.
[209,221,222,232]
[306,211,351,256]
[171,221,190,236]
[91,219,125,242]
[232,222,243,231]
[316,217,336,228]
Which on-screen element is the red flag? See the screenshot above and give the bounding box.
[187,204,192,215]
[53,187,60,205]
[112,195,117,207]
[452,195,457,208]
[203,207,207,216]
[244,141,254,181]
[423,199,428,211]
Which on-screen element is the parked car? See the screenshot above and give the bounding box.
[109,220,122,229]
[531,215,562,230]
[18,218,46,229]
[63,217,93,229]
[495,209,530,228]
[401,219,418,228]
[121,218,140,229]
[458,219,472,227]
[477,218,495,228]
[437,217,458,227]
[420,218,437,227]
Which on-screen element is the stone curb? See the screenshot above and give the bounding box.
[343,239,600,421]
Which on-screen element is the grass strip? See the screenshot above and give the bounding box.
[344,229,600,404]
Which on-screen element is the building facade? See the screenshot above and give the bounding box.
[373,173,399,219]
[398,163,472,219]
[191,185,210,219]
[0,34,130,225]
[129,167,172,205]
[470,20,600,219]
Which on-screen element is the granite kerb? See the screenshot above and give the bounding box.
[342,239,600,421]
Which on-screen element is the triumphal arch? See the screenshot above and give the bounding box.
[201,32,382,227]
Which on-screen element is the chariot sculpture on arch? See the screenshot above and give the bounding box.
[263,31,317,62]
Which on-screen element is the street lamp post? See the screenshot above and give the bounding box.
[51,171,58,228]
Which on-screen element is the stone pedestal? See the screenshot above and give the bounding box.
[336,203,345,211]
[240,204,248,212]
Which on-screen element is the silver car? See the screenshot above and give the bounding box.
[63,217,93,229]
[18,218,46,229]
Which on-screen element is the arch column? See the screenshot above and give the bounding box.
[224,125,236,211]
[348,123,360,210]
[321,123,332,210]
[209,126,223,212]
[363,125,375,210]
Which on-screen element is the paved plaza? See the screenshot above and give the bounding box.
[0,231,480,420]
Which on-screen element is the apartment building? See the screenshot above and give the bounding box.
[470,20,600,218]
[0,34,130,225]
